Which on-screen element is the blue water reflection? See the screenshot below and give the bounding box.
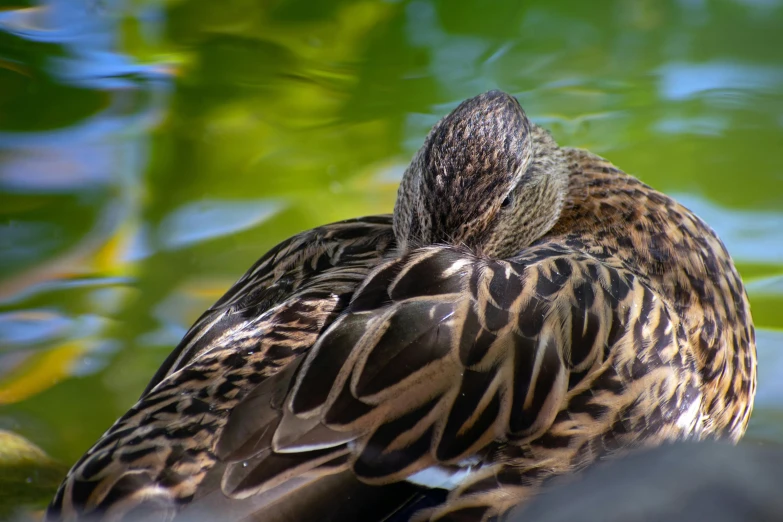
[0,310,70,346]
[659,62,783,101]
[158,199,285,250]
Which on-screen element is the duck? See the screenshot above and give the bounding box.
[46,90,756,522]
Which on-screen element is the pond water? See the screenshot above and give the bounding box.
[0,0,782,517]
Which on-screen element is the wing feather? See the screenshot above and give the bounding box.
[142,218,395,396]
[47,217,395,521]
[222,244,633,500]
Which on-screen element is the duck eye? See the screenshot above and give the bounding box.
[501,194,513,208]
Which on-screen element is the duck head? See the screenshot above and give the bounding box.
[393,90,569,258]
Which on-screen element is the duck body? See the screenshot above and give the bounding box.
[47,92,756,522]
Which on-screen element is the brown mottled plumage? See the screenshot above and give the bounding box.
[47,91,756,522]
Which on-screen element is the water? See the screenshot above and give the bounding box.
[0,0,781,516]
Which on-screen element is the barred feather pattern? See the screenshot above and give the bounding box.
[47,217,396,521]
[47,149,755,522]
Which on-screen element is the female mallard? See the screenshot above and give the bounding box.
[47,91,756,522]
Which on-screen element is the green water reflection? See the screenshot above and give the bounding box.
[0,0,782,517]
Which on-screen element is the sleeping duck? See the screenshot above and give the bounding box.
[47,90,756,522]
